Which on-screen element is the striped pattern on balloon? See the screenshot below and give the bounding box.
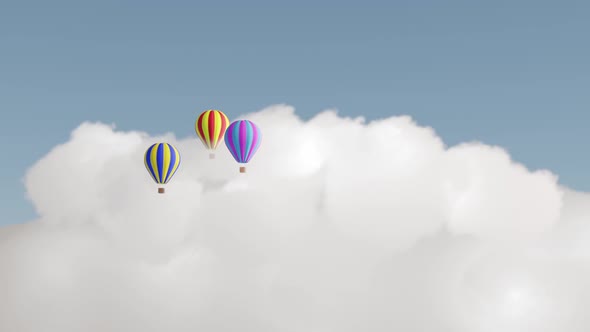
[224,120,261,173]
[195,110,229,159]
[144,143,181,193]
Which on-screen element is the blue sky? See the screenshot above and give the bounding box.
[1,0,589,224]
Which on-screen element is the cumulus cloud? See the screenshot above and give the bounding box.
[0,104,588,331]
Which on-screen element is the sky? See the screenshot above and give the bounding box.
[1,0,590,224]
[1,2,590,329]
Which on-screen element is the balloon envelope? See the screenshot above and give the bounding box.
[224,120,261,163]
[195,110,230,150]
[144,143,181,184]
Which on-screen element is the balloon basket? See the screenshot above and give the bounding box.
[209,153,215,159]
[239,166,246,173]
[158,187,165,194]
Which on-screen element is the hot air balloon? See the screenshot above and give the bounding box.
[195,109,230,159]
[224,120,261,173]
[144,143,181,194]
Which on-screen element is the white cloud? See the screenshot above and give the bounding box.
[443,143,563,239]
[1,104,588,331]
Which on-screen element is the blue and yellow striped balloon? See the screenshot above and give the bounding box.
[144,143,181,193]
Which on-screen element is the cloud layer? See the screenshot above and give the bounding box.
[1,104,588,331]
